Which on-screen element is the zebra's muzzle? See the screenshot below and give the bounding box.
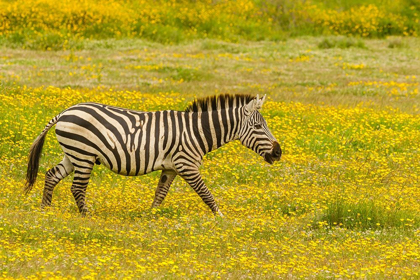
[264,141,281,164]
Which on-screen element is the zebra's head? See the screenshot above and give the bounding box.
[239,95,282,164]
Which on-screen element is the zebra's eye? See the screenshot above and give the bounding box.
[254,124,262,129]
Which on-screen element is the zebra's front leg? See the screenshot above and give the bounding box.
[179,170,223,217]
[151,170,177,208]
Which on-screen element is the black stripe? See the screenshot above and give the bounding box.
[183,112,200,158]
[74,170,92,176]
[59,142,97,157]
[220,109,229,144]
[212,110,222,148]
[229,110,237,141]
[71,162,93,170]
[143,112,153,174]
[177,112,184,149]
[192,112,206,155]
[162,111,169,153]
[65,153,95,165]
[201,111,213,151]
[232,108,241,137]
[163,111,178,159]
[151,111,161,171]
[134,114,146,175]
[220,98,226,111]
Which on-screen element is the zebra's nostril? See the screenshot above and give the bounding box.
[272,142,282,158]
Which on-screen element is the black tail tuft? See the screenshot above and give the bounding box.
[24,134,47,195]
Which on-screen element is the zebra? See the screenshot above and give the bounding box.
[25,94,282,216]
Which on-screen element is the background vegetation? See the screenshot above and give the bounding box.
[0,0,419,279]
[0,0,419,49]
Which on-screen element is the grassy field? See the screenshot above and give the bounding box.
[0,0,419,49]
[0,36,419,278]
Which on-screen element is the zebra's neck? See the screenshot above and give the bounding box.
[191,108,243,156]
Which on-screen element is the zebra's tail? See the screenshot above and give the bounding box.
[25,113,62,194]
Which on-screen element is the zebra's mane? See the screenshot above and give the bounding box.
[185,94,254,113]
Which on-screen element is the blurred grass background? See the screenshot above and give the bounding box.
[0,0,419,50]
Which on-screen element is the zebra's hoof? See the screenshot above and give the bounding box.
[40,204,51,210]
[79,208,89,217]
[217,210,224,218]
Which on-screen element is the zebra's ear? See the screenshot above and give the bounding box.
[245,94,266,113]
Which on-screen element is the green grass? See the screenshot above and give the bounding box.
[0,0,419,50]
[1,36,419,112]
[318,37,367,49]
[0,37,419,278]
[314,198,418,230]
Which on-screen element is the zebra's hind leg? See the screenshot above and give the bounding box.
[70,161,94,215]
[151,170,177,208]
[42,156,74,208]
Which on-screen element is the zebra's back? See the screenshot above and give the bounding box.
[55,102,179,176]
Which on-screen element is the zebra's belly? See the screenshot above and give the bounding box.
[97,153,175,176]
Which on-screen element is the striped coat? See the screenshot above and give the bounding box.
[26,94,281,216]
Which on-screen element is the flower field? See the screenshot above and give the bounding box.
[0,0,419,49]
[1,34,419,278]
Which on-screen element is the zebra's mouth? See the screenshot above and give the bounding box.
[264,142,282,164]
[264,153,280,164]
[264,153,274,164]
